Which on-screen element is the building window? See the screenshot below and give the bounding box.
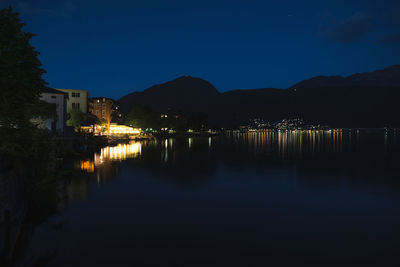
[71,92,80,97]
[96,110,100,115]
[51,95,56,99]
[102,103,106,108]
[102,110,106,115]
[72,103,80,109]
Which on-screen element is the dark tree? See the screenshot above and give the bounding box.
[0,7,49,154]
[66,109,84,130]
[187,113,208,131]
[124,106,160,129]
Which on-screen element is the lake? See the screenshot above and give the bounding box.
[19,130,400,266]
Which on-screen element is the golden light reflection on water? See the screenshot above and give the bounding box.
[95,142,142,165]
[79,142,143,172]
[230,129,346,159]
[77,129,396,172]
[79,160,95,173]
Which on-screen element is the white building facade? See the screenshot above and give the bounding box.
[39,88,67,132]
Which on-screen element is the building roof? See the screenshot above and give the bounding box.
[42,87,67,95]
[55,88,89,93]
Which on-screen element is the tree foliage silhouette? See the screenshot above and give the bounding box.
[0,7,51,155]
[124,106,160,129]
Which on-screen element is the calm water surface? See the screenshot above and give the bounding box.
[24,131,400,266]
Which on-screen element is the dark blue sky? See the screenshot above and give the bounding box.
[3,0,400,99]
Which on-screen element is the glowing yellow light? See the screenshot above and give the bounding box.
[188,137,193,148]
[79,160,95,173]
[108,124,141,135]
[95,142,142,164]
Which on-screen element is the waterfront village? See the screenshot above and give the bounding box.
[38,87,386,145]
[39,88,141,137]
[38,87,322,142]
[39,87,227,141]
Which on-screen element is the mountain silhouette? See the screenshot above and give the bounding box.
[119,75,220,114]
[290,65,400,89]
[118,66,400,127]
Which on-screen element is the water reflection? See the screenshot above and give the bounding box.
[66,177,89,201]
[162,139,168,163]
[188,137,193,149]
[95,142,142,164]
[76,130,389,186]
[76,130,399,172]
[19,130,400,266]
[78,160,94,173]
[77,142,143,185]
[74,130,400,188]
[226,129,352,159]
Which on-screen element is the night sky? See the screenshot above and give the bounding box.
[2,0,400,99]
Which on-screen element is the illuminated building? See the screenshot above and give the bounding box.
[80,123,140,136]
[108,123,141,135]
[88,97,120,129]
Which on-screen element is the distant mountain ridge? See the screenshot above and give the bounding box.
[290,65,400,89]
[145,76,219,96]
[118,65,400,127]
[119,76,220,114]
